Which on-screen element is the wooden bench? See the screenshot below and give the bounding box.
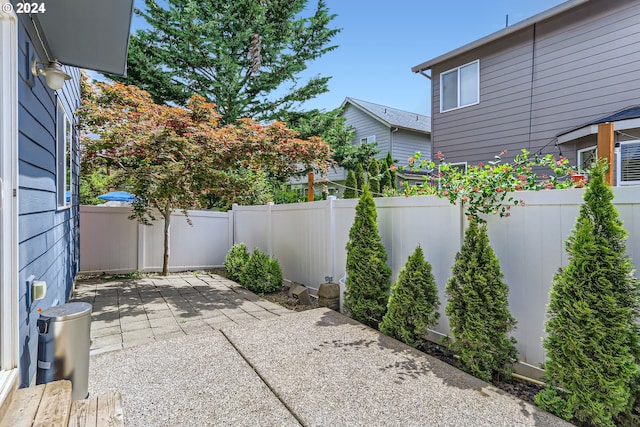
[0,380,122,427]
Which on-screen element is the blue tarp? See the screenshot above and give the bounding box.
[97,191,136,202]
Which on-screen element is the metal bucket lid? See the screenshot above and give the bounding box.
[39,302,92,321]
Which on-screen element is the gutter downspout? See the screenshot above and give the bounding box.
[390,127,398,160]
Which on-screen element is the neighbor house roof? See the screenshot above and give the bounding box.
[411,0,588,73]
[557,105,640,144]
[341,97,431,134]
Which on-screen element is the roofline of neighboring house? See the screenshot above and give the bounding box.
[411,0,589,73]
[340,97,431,135]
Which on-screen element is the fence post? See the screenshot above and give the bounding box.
[267,202,274,257]
[328,196,336,281]
[137,221,144,272]
[227,207,235,252]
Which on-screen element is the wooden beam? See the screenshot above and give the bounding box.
[597,122,615,185]
[307,172,314,202]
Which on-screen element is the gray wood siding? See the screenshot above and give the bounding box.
[392,129,431,164]
[342,104,391,155]
[17,21,81,386]
[431,0,640,168]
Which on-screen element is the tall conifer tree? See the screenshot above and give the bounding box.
[445,219,518,382]
[344,185,391,329]
[535,162,640,427]
[113,0,340,124]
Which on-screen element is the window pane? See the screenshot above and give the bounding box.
[441,70,458,111]
[459,62,478,106]
[578,148,596,171]
[621,142,640,183]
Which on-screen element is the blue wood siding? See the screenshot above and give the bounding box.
[16,22,81,387]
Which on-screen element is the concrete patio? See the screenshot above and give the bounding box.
[73,273,572,426]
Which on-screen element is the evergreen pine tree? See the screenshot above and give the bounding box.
[343,170,358,199]
[535,161,640,427]
[445,219,518,382]
[385,151,397,185]
[345,185,392,329]
[381,169,394,192]
[367,158,381,196]
[380,246,440,347]
[355,163,366,195]
[114,0,340,124]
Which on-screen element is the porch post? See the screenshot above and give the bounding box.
[597,122,615,185]
[307,172,314,202]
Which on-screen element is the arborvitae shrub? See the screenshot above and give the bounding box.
[381,169,394,192]
[224,243,249,282]
[380,246,440,347]
[385,151,397,184]
[367,158,381,195]
[343,170,358,199]
[344,185,391,329]
[535,161,640,427]
[240,248,283,294]
[445,219,518,382]
[355,163,365,195]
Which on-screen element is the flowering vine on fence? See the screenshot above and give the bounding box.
[393,149,579,222]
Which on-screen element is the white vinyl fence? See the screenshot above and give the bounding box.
[233,187,640,378]
[80,206,233,274]
[80,187,640,377]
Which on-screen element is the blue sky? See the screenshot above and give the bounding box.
[128,0,567,116]
[296,0,567,116]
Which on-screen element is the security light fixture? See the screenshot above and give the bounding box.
[31,59,71,90]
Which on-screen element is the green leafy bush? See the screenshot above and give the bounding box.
[224,243,250,282]
[535,161,640,427]
[445,219,518,382]
[380,246,440,347]
[344,185,391,329]
[240,248,283,294]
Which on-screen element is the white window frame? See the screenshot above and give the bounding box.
[56,101,72,209]
[440,59,480,113]
[449,162,468,173]
[360,135,376,144]
[616,140,640,186]
[577,146,597,172]
[0,1,20,400]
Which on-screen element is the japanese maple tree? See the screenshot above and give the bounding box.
[80,81,331,274]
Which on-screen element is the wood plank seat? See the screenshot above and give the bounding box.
[0,380,122,427]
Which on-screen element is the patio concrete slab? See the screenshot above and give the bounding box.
[221,308,572,427]
[89,330,300,427]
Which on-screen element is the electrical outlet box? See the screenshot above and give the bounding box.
[31,280,47,302]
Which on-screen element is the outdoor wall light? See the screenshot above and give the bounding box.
[31,59,71,90]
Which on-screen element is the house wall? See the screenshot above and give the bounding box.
[430,0,640,166]
[16,21,80,386]
[342,104,391,155]
[392,129,431,164]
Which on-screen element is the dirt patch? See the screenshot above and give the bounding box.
[261,286,319,312]
[418,341,544,405]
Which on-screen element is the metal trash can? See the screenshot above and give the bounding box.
[36,302,92,400]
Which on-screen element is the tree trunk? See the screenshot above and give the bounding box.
[162,206,171,276]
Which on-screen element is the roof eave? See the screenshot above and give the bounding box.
[411,0,589,73]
